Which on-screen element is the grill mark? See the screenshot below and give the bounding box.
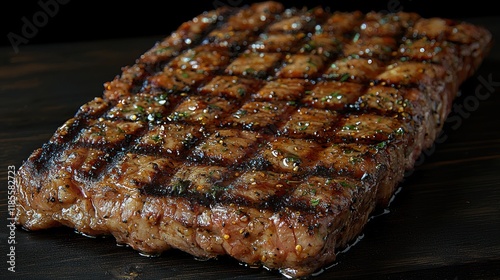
[230,134,273,172]
[234,154,273,172]
[31,142,60,173]
[319,59,441,91]
[32,97,121,173]
[193,8,289,82]
[140,170,362,216]
[32,116,90,172]
[132,126,204,159]
[116,7,238,96]
[263,39,331,81]
[67,92,165,182]
[142,4,279,89]
[140,163,234,202]
[79,153,113,181]
[68,126,148,182]
[315,13,467,91]
[65,96,183,183]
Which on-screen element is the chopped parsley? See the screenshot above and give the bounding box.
[310,198,320,207]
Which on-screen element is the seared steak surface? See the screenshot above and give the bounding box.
[14,1,492,278]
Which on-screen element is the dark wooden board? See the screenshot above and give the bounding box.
[1,16,500,280]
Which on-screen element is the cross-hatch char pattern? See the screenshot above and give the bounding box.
[15,1,492,278]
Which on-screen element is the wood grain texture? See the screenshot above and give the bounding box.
[1,16,500,280]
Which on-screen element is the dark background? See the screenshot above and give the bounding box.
[2,1,500,280]
[2,0,499,51]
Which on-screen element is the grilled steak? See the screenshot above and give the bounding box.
[14,1,492,278]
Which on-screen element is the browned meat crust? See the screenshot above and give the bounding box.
[14,1,492,278]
